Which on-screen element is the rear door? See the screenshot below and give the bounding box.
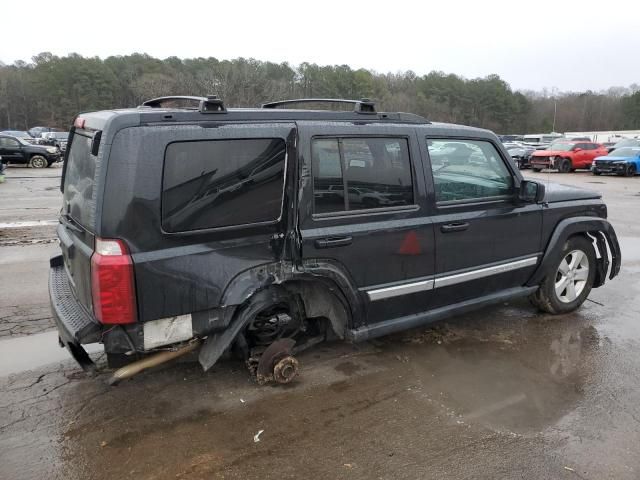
[59,128,101,312]
[298,122,435,326]
[423,137,542,308]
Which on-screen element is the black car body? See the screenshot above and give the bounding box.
[0,134,62,167]
[49,96,621,382]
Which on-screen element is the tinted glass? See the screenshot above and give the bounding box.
[312,138,345,213]
[312,137,414,213]
[427,139,513,202]
[63,132,97,228]
[342,138,413,210]
[162,138,286,232]
[0,137,19,147]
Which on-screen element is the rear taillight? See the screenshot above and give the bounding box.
[91,238,137,324]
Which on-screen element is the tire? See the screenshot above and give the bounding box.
[532,167,542,172]
[558,158,572,173]
[624,164,636,177]
[592,170,601,176]
[29,155,48,168]
[530,236,596,314]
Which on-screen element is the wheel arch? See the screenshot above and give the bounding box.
[527,216,621,288]
[198,260,362,371]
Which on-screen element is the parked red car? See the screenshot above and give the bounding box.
[530,142,608,173]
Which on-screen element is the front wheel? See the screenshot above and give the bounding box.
[532,167,542,172]
[558,158,572,173]
[29,155,47,168]
[530,236,596,314]
[592,170,601,176]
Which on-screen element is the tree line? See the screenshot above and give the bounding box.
[1,52,639,134]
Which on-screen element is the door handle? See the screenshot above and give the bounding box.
[441,222,469,233]
[315,236,353,248]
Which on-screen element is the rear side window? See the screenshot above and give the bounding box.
[62,132,97,228]
[312,137,414,214]
[426,139,513,203]
[162,138,286,232]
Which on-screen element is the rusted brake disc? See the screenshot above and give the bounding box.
[255,338,298,385]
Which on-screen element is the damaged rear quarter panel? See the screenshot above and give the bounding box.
[100,123,297,322]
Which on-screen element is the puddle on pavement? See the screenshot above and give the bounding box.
[2,294,636,480]
[0,330,102,377]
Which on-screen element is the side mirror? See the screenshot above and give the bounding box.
[573,147,582,152]
[519,180,545,203]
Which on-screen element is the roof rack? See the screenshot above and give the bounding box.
[261,98,376,114]
[140,95,226,113]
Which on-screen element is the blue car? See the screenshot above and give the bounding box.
[592,147,640,176]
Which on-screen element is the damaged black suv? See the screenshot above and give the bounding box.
[50,96,621,384]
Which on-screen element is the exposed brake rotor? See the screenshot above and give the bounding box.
[249,338,298,385]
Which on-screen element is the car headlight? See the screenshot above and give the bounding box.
[46,147,58,154]
[549,156,556,161]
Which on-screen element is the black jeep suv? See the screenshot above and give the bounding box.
[0,133,62,167]
[49,96,621,384]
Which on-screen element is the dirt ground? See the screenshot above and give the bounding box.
[1,165,639,480]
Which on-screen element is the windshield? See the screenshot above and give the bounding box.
[551,143,577,152]
[609,148,640,157]
[613,139,640,148]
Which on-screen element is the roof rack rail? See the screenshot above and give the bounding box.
[140,95,226,113]
[261,98,376,114]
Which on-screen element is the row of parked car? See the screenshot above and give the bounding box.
[501,136,640,177]
[0,127,69,168]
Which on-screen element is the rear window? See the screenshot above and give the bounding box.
[62,132,97,229]
[162,138,286,232]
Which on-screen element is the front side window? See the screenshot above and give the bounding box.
[312,137,414,214]
[426,139,513,203]
[162,138,286,232]
[0,137,19,147]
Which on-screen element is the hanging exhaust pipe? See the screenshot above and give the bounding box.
[108,340,201,386]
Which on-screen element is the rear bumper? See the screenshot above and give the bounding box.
[49,255,101,370]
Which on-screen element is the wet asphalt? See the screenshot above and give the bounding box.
[0,166,639,480]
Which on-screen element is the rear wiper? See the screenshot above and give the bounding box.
[60,212,83,234]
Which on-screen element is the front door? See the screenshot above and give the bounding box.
[0,136,24,163]
[423,137,542,308]
[297,122,435,327]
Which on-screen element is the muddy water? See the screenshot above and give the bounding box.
[2,288,638,480]
[0,330,102,376]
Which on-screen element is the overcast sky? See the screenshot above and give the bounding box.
[1,0,638,92]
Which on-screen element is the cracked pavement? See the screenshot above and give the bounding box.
[1,168,639,479]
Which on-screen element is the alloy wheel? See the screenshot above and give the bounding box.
[555,249,589,303]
